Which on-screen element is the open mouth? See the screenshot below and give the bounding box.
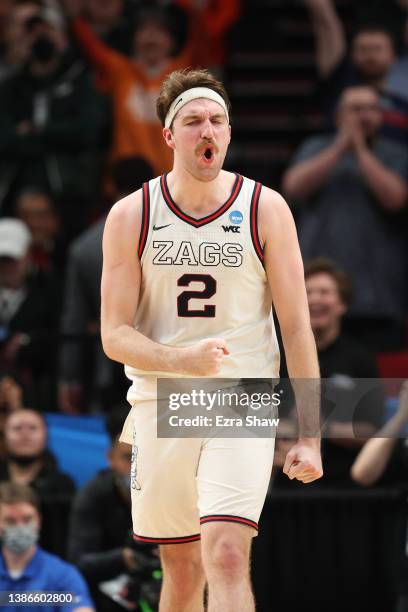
[201,146,215,163]
[309,306,329,317]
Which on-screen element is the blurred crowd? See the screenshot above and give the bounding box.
[0,0,407,610]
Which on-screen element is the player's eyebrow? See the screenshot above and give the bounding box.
[182,112,226,123]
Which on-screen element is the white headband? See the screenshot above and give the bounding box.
[164,87,229,129]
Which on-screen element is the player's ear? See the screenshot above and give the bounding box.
[163,127,176,150]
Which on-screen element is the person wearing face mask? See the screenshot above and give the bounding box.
[0,4,106,221]
[67,409,160,611]
[0,482,95,612]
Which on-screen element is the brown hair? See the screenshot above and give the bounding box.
[0,482,41,513]
[156,68,231,127]
[304,257,353,306]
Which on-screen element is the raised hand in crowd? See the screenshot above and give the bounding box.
[351,381,408,487]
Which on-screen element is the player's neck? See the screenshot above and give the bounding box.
[166,167,235,217]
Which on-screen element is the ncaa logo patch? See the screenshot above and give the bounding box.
[229,211,243,225]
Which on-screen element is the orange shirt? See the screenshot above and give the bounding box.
[72,18,197,176]
[176,0,241,65]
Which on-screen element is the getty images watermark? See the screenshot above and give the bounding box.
[168,387,281,427]
[156,377,405,439]
[157,379,282,438]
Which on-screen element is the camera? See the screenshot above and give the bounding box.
[124,541,162,609]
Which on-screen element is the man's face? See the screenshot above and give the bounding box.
[5,411,47,458]
[87,0,123,25]
[17,193,59,247]
[164,98,231,182]
[306,273,346,334]
[25,14,67,64]
[108,440,132,476]
[337,87,382,138]
[0,256,28,290]
[133,21,174,66]
[0,502,40,533]
[351,31,395,81]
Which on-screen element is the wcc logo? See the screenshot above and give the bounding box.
[222,225,240,233]
[223,210,243,233]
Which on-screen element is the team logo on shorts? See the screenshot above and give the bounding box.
[131,424,142,491]
[229,211,243,225]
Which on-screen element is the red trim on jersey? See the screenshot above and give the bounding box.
[138,182,150,258]
[160,173,243,227]
[200,514,259,530]
[133,533,201,544]
[250,182,264,263]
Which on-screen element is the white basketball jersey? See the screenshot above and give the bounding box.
[125,173,280,403]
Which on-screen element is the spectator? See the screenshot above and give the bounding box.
[0,409,75,500]
[58,157,153,414]
[274,258,385,487]
[83,0,131,55]
[67,408,160,611]
[387,1,408,101]
[14,187,65,274]
[0,218,60,402]
[0,482,94,612]
[61,0,226,177]
[351,381,408,488]
[0,373,24,459]
[0,408,76,556]
[0,2,41,82]
[0,3,106,218]
[351,381,408,612]
[282,86,408,351]
[176,0,241,69]
[305,0,408,144]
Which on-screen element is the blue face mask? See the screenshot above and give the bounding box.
[1,523,39,555]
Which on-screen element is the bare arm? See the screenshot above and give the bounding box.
[327,421,377,449]
[304,0,346,78]
[282,136,347,200]
[261,190,320,434]
[355,145,408,212]
[260,188,323,483]
[351,382,408,486]
[101,192,228,375]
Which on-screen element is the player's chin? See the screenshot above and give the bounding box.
[195,165,221,182]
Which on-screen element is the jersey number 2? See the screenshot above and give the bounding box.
[177,274,216,318]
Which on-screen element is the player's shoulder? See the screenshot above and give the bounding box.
[104,187,144,236]
[251,182,295,245]
[256,183,292,221]
[110,187,143,217]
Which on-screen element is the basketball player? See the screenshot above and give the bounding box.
[101,69,323,612]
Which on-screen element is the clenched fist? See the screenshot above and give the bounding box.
[283,440,323,484]
[180,338,230,376]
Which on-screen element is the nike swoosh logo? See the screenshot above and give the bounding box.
[153,224,173,231]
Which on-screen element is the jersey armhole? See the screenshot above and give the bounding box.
[138,182,150,258]
[250,181,264,263]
